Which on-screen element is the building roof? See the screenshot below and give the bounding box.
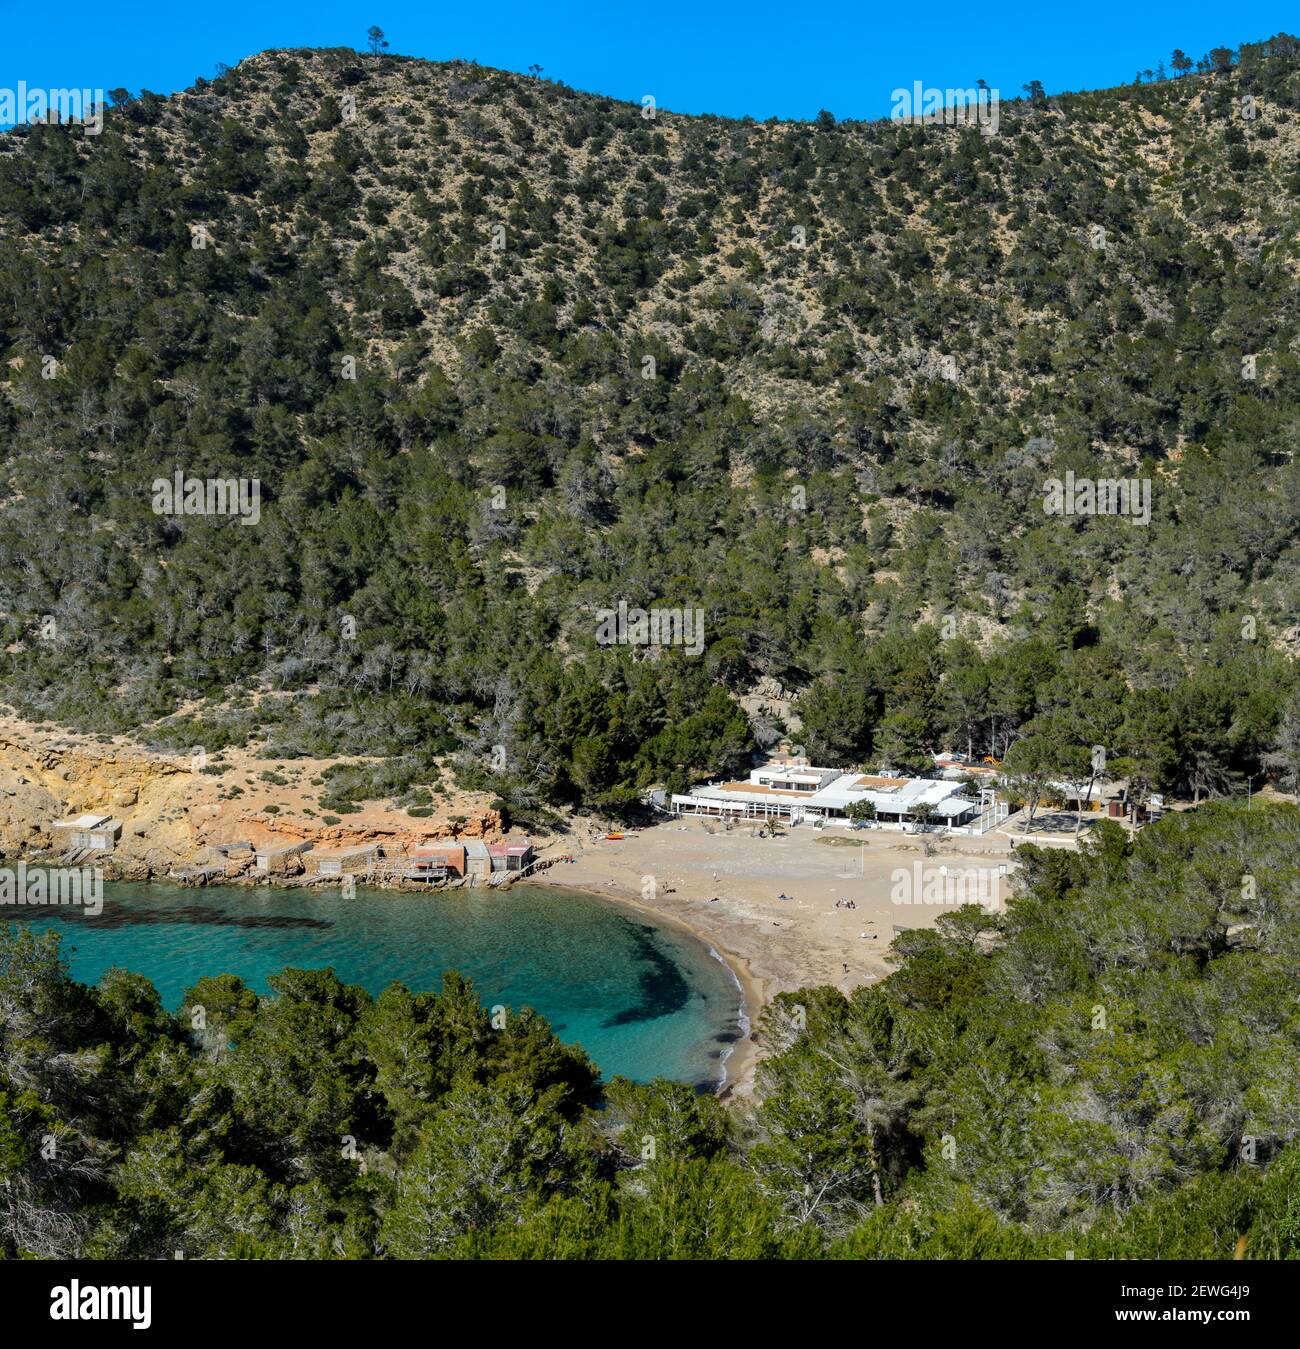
[681,764,976,819]
[462,839,491,859]
[255,839,311,856]
[412,844,465,859]
[1044,777,1125,799]
[719,781,809,798]
[52,813,111,829]
[934,758,998,777]
[307,843,380,860]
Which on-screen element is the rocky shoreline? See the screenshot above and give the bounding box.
[0,710,514,884]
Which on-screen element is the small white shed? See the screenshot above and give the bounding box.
[51,813,122,852]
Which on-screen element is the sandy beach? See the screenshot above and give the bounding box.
[535,816,1031,1097]
[0,708,1048,1096]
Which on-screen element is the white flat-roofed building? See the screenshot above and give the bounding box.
[751,765,842,792]
[50,813,122,852]
[670,763,989,832]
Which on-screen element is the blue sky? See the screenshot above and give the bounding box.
[1,1,1296,122]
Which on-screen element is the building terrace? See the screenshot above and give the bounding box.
[670,761,996,832]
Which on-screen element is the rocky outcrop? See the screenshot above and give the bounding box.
[0,713,506,878]
[241,810,503,853]
[0,728,193,865]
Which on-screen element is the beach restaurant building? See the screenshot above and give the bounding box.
[670,763,984,831]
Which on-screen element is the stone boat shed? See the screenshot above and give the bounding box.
[50,813,122,853]
[462,839,492,881]
[489,841,536,872]
[254,840,312,874]
[305,843,381,876]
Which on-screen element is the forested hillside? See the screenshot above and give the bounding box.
[2,37,1300,815]
[4,803,1300,1258]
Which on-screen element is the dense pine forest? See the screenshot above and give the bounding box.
[2,802,1299,1258]
[1,39,1300,817]
[5,33,1300,1264]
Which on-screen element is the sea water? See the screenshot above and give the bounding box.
[4,880,744,1089]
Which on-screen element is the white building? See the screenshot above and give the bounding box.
[50,813,122,853]
[670,763,988,831]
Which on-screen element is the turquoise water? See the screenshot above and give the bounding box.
[4,881,744,1089]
